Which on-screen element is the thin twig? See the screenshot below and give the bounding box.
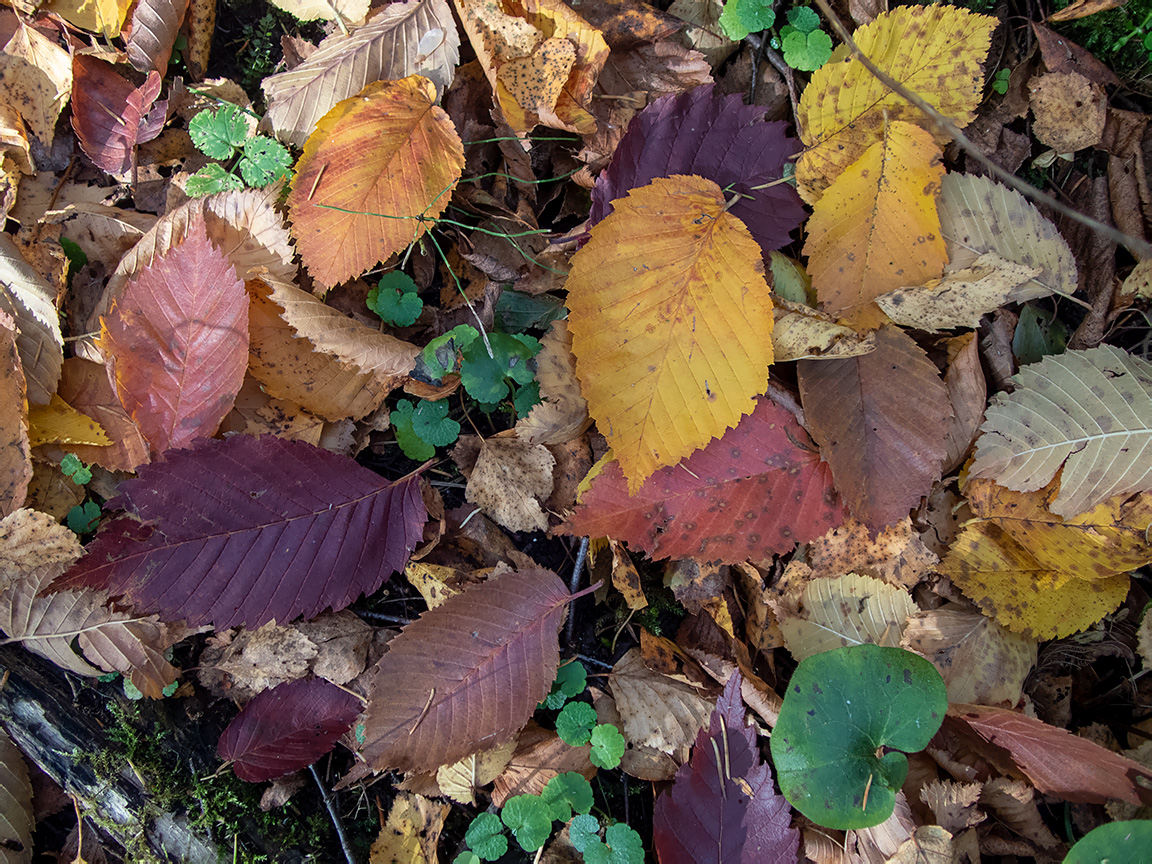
[565,536,590,646]
[810,0,1152,260]
[309,763,357,864]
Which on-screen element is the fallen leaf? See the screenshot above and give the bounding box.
[0,312,29,518]
[941,332,987,473]
[567,174,773,492]
[435,740,517,805]
[55,357,149,472]
[70,56,165,175]
[465,436,555,532]
[26,395,108,448]
[808,517,938,589]
[126,0,190,74]
[0,20,72,144]
[0,726,32,863]
[47,0,132,37]
[491,721,596,803]
[0,232,64,405]
[368,792,449,864]
[1029,71,1106,153]
[771,299,877,362]
[609,647,712,762]
[514,320,589,446]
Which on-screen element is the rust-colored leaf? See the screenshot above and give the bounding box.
[70,56,165,175]
[357,568,571,774]
[288,75,464,289]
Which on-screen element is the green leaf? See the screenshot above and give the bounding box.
[122,678,144,700]
[771,644,947,830]
[569,814,600,853]
[186,163,243,197]
[60,453,91,484]
[67,502,101,534]
[368,271,424,327]
[420,324,479,380]
[189,104,250,160]
[719,0,775,40]
[465,812,508,861]
[992,68,1011,95]
[542,659,586,709]
[501,795,553,852]
[513,381,541,417]
[1064,820,1152,864]
[461,332,540,403]
[782,28,833,71]
[162,681,179,697]
[1012,304,1068,366]
[583,824,644,864]
[239,136,292,187]
[556,701,597,746]
[540,772,594,822]
[785,6,820,33]
[410,398,460,447]
[390,399,436,461]
[590,723,626,770]
[454,854,481,864]
[493,290,566,332]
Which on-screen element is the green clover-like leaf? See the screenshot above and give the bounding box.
[719,0,776,40]
[590,723,626,770]
[541,772,594,822]
[513,381,541,418]
[583,824,644,864]
[390,399,436,461]
[67,501,101,535]
[189,104,250,160]
[453,854,481,864]
[785,6,820,33]
[461,332,540,403]
[410,398,460,447]
[368,271,424,327]
[60,453,91,484]
[782,27,833,72]
[569,814,600,853]
[186,163,243,197]
[239,135,292,187]
[420,324,479,380]
[501,795,553,852]
[556,702,597,746]
[464,812,508,861]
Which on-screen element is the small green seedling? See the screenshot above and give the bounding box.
[186,103,291,196]
[418,324,541,412]
[390,398,460,461]
[719,0,776,41]
[546,661,626,769]
[368,271,424,327]
[770,643,947,830]
[463,812,507,861]
[583,822,644,864]
[780,7,833,72]
[1064,819,1152,864]
[991,68,1011,95]
[542,660,588,709]
[589,724,626,770]
[556,701,597,745]
[61,453,92,485]
[67,501,101,535]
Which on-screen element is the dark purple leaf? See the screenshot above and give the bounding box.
[52,435,426,629]
[590,84,805,255]
[217,677,362,782]
[653,673,798,864]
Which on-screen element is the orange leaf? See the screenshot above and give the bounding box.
[100,215,248,459]
[803,120,947,325]
[566,174,774,492]
[288,75,464,288]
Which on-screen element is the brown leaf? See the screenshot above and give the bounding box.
[126,0,190,74]
[0,20,72,145]
[941,332,986,473]
[799,325,951,531]
[515,320,589,446]
[465,437,555,532]
[0,312,29,518]
[1029,71,1106,153]
[70,56,165,175]
[808,516,938,589]
[358,569,570,774]
[0,726,32,862]
[0,232,64,406]
[55,358,149,472]
[491,721,596,804]
[609,647,712,763]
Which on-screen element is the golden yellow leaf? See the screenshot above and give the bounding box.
[288,75,464,289]
[45,0,132,37]
[27,394,109,448]
[803,121,947,323]
[566,174,774,492]
[796,5,996,202]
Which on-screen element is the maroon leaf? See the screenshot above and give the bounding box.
[52,435,426,629]
[557,397,844,563]
[71,56,166,174]
[653,673,798,864]
[589,84,805,255]
[357,569,571,774]
[217,677,362,782]
[798,326,950,532]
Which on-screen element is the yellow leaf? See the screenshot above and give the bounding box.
[796,5,996,202]
[566,175,774,492]
[288,76,464,289]
[803,121,947,324]
[27,394,109,448]
[45,0,132,37]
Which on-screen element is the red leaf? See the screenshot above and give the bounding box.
[589,85,805,255]
[357,569,571,774]
[71,57,166,174]
[945,704,1152,807]
[557,397,844,563]
[798,326,950,531]
[101,214,247,459]
[52,435,427,629]
[217,677,362,782]
[654,674,798,864]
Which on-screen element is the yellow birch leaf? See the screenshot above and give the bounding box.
[288,76,464,289]
[46,0,132,37]
[803,121,947,324]
[27,394,109,448]
[566,174,774,493]
[796,5,996,203]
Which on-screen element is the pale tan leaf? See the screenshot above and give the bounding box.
[269,0,368,24]
[0,727,31,864]
[876,253,1041,332]
[465,437,555,532]
[608,647,712,762]
[0,313,29,518]
[0,508,179,697]
[808,517,938,589]
[1029,71,1106,153]
[919,779,985,834]
[771,299,877,361]
[938,173,1077,302]
[43,200,157,273]
[217,375,325,446]
[775,572,919,662]
[0,20,72,145]
[368,792,449,864]
[262,0,460,148]
[435,740,517,805]
[902,604,1037,705]
[970,345,1152,517]
[0,233,62,405]
[515,320,590,446]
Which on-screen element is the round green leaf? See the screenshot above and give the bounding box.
[556,701,597,746]
[410,398,460,447]
[189,104,249,160]
[239,135,292,187]
[569,814,600,853]
[368,271,424,327]
[464,812,507,861]
[584,824,644,864]
[1064,820,1152,864]
[590,723,625,770]
[718,0,775,40]
[770,644,947,830]
[541,772,594,821]
[501,794,553,852]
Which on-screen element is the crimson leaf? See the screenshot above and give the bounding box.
[217,677,362,782]
[52,435,426,629]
